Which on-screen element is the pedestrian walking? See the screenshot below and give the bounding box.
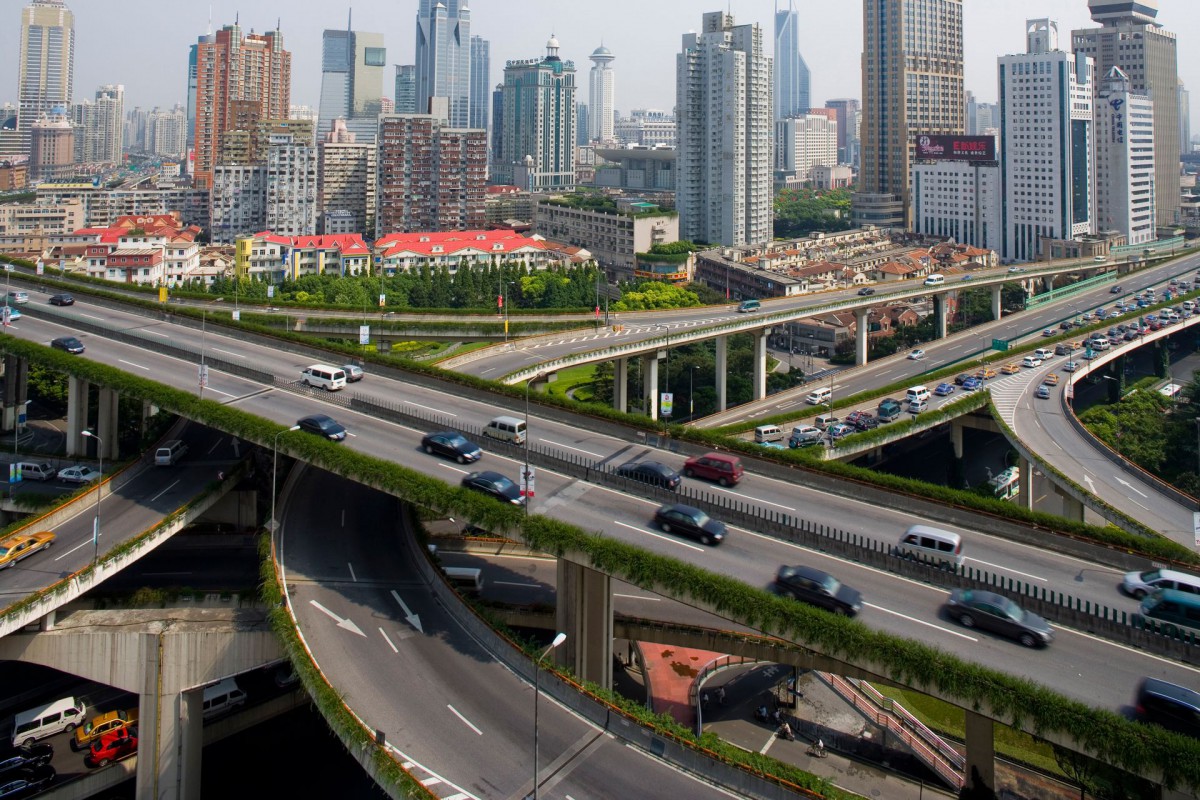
[702,692,710,710]
[717,686,726,706]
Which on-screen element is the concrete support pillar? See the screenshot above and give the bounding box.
[1058,488,1085,523]
[714,335,728,412]
[97,387,120,461]
[612,358,628,413]
[175,687,204,800]
[1042,275,1056,292]
[2,355,28,432]
[66,376,90,458]
[963,710,996,798]
[934,293,948,338]
[556,559,614,690]
[1018,455,1034,510]
[641,353,659,421]
[752,330,768,401]
[991,285,1002,320]
[854,308,869,366]
[951,419,965,460]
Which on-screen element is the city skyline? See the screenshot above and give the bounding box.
[2,0,1197,132]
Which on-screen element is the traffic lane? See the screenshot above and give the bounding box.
[280,472,721,799]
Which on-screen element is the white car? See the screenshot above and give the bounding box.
[1021,355,1043,368]
[57,465,101,484]
[908,349,925,360]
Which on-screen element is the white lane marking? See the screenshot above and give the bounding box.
[437,463,472,476]
[447,705,483,736]
[541,439,604,458]
[613,520,705,552]
[206,386,237,398]
[964,558,1047,583]
[379,627,399,653]
[421,777,443,787]
[405,400,456,416]
[348,562,357,582]
[80,313,104,321]
[211,348,241,358]
[494,580,540,588]
[145,330,169,338]
[864,603,978,641]
[614,593,661,601]
[118,359,149,371]
[149,480,180,502]
[711,486,795,512]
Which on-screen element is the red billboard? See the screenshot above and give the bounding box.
[914,135,996,162]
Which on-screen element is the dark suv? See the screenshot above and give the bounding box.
[844,410,878,431]
[775,565,863,616]
[1135,677,1200,738]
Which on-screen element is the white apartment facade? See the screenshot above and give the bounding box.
[1094,66,1155,245]
[775,113,838,180]
[910,160,1003,253]
[533,200,678,279]
[999,19,1095,262]
[265,133,318,236]
[210,165,267,244]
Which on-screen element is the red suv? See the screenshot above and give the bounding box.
[682,453,744,487]
[85,728,137,768]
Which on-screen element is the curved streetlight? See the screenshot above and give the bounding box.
[80,430,102,565]
[532,632,567,800]
[271,425,301,532]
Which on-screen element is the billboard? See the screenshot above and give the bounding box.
[914,135,996,162]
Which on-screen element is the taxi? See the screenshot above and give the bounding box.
[976,366,998,380]
[1043,373,1060,386]
[0,530,55,568]
[74,708,139,750]
[1000,363,1022,375]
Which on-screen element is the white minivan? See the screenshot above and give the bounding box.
[805,387,832,406]
[905,386,931,404]
[300,364,347,391]
[12,696,86,747]
[897,525,964,569]
[923,273,945,286]
[202,678,247,720]
[754,424,785,443]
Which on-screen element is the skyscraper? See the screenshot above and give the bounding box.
[415,0,471,126]
[588,46,616,142]
[676,11,772,247]
[999,19,1095,261]
[1073,0,1180,226]
[1095,67,1156,245]
[72,84,124,166]
[16,0,75,155]
[470,36,491,132]
[319,119,376,236]
[395,65,417,114]
[824,98,859,164]
[774,0,810,121]
[856,0,964,228]
[318,23,386,144]
[192,22,291,189]
[498,37,577,191]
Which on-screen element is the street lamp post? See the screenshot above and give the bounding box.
[10,399,31,498]
[523,374,545,514]
[689,365,697,421]
[80,430,102,566]
[532,632,567,800]
[271,425,301,532]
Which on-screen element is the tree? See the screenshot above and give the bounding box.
[613,282,701,311]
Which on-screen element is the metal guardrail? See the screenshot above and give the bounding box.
[1025,270,1117,308]
[691,654,764,735]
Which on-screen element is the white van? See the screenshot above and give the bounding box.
[897,525,963,569]
[483,415,527,445]
[154,439,189,466]
[754,424,785,443]
[444,566,484,595]
[923,273,945,287]
[1122,568,1200,599]
[805,387,832,406]
[299,364,347,391]
[12,696,86,747]
[202,678,247,720]
[1034,348,1054,361]
[905,386,931,404]
[1091,336,1111,351]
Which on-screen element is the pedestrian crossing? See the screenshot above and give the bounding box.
[390,749,479,800]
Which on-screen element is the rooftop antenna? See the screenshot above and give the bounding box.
[206,4,213,35]
[347,8,352,32]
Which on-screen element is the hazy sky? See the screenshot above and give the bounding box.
[2,0,1197,130]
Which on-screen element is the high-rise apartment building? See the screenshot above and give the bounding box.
[318,24,386,144]
[14,0,74,156]
[72,84,124,166]
[1073,0,1180,226]
[147,106,188,159]
[415,0,471,125]
[192,22,291,189]
[1180,83,1190,154]
[210,165,266,243]
[856,0,964,229]
[490,84,504,167]
[497,38,577,191]
[318,119,376,236]
[265,131,318,236]
[395,65,417,114]
[1000,19,1095,262]
[29,114,74,181]
[470,37,491,132]
[774,0,810,121]
[965,91,999,137]
[1095,67,1156,245]
[676,11,772,247]
[588,46,616,142]
[824,99,859,165]
[376,114,487,235]
[776,111,838,180]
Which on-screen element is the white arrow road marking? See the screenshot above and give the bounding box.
[390,589,425,633]
[1115,477,1149,498]
[1083,475,1097,494]
[309,600,365,636]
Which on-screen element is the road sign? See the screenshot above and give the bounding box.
[991,339,1009,351]
[661,392,674,417]
[359,325,370,345]
[232,309,240,321]
[198,363,209,388]
[267,285,275,299]
[521,466,535,498]
[379,293,386,308]
[1195,512,1200,550]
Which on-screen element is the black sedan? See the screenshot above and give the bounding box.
[775,565,863,617]
[50,336,84,354]
[652,503,726,546]
[47,293,74,306]
[945,589,1053,648]
[461,470,524,506]
[856,287,875,296]
[0,765,55,798]
[616,460,681,490]
[296,414,347,442]
[421,431,482,464]
[0,743,53,778]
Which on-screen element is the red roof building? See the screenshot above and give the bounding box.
[374,230,553,274]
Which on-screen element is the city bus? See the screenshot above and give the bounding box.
[988,466,1020,502]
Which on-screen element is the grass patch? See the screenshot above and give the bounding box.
[544,363,598,400]
[872,684,1064,776]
